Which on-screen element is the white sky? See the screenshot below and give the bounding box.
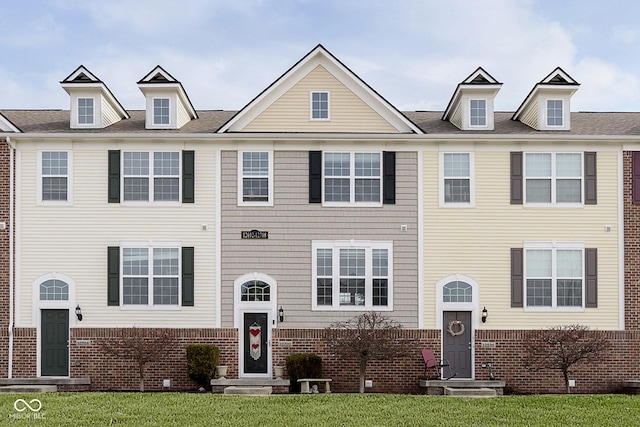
[1,0,640,112]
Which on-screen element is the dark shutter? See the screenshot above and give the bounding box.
[383,151,396,204]
[182,150,195,203]
[309,151,322,203]
[510,152,523,205]
[633,152,640,205]
[511,248,523,307]
[182,247,195,307]
[107,246,120,306]
[585,248,598,308]
[584,152,597,205]
[108,150,120,203]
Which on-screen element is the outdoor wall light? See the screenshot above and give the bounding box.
[75,304,83,321]
[481,306,488,323]
[279,306,284,323]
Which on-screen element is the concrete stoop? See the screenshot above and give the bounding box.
[444,386,497,398]
[0,385,58,393]
[223,386,273,396]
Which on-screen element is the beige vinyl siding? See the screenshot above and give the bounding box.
[519,103,539,129]
[221,149,419,328]
[243,65,399,133]
[101,97,121,128]
[177,100,190,128]
[17,142,217,328]
[450,102,462,129]
[423,149,620,329]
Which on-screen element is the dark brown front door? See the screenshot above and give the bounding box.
[243,312,269,375]
[442,311,472,378]
[41,309,69,376]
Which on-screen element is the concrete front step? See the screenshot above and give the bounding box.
[444,386,497,397]
[0,385,58,393]
[224,386,273,396]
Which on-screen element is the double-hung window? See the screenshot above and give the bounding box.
[546,99,563,126]
[153,98,170,125]
[525,244,583,309]
[40,151,71,203]
[324,152,381,205]
[123,151,180,202]
[311,91,329,120]
[312,241,392,310]
[122,246,180,306]
[239,151,272,205]
[525,153,582,204]
[78,98,94,125]
[442,152,472,205]
[469,99,486,127]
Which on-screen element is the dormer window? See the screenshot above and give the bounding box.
[470,99,486,127]
[311,91,329,120]
[546,100,563,126]
[153,98,170,125]
[78,98,94,125]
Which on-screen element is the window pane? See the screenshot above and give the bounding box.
[124,177,150,201]
[42,177,68,201]
[153,248,178,276]
[123,248,148,275]
[557,279,582,306]
[557,250,582,277]
[325,153,350,176]
[124,152,149,175]
[78,98,94,124]
[373,279,388,306]
[325,178,350,202]
[355,153,380,177]
[526,153,551,177]
[355,178,380,202]
[42,152,68,175]
[444,153,470,177]
[443,281,472,303]
[444,179,470,203]
[526,250,552,277]
[339,278,365,306]
[556,153,581,177]
[317,278,332,305]
[312,92,328,119]
[243,178,269,201]
[372,249,388,276]
[39,279,69,301]
[547,100,563,126]
[470,100,486,126]
[317,249,332,276]
[123,278,149,305]
[153,278,178,305]
[556,179,581,203]
[154,98,170,124]
[154,177,179,201]
[340,249,365,276]
[243,152,268,176]
[154,152,179,176]
[241,280,271,302]
[526,279,552,306]
[526,179,551,203]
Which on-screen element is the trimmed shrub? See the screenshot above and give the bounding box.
[285,353,322,392]
[186,344,220,389]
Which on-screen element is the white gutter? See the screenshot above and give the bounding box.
[6,136,14,378]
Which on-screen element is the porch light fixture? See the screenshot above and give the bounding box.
[279,306,284,323]
[75,304,83,321]
[481,306,488,323]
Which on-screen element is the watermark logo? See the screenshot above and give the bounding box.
[13,399,42,412]
[9,399,45,421]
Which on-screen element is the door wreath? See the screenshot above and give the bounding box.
[447,320,465,337]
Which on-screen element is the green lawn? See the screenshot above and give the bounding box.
[1,393,639,426]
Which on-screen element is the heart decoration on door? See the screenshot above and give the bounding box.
[249,324,261,361]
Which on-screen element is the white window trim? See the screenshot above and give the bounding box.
[152,97,172,128]
[121,151,181,205]
[322,151,383,207]
[119,240,182,309]
[468,99,488,128]
[523,152,583,207]
[310,91,330,121]
[439,152,475,208]
[435,274,480,330]
[77,97,95,126]
[312,240,393,311]
[37,150,73,206]
[237,151,274,207]
[545,99,564,127]
[523,241,585,311]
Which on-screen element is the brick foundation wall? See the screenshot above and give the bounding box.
[624,152,640,330]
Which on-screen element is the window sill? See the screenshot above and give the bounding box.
[119,305,182,311]
[312,305,393,312]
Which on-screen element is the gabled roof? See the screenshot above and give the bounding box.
[60,65,130,120]
[0,111,20,132]
[137,65,198,120]
[218,44,422,133]
[512,67,580,121]
[442,67,502,121]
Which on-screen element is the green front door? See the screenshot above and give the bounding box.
[41,309,69,376]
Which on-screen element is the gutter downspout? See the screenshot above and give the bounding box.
[6,136,14,378]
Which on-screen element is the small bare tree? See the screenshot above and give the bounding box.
[100,327,177,391]
[325,311,414,393]
[523,324,610,393]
